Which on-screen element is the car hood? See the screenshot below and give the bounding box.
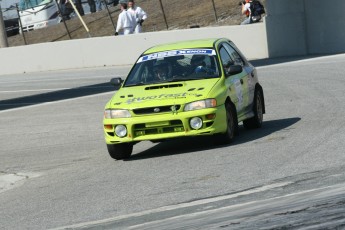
[108,79,220,109]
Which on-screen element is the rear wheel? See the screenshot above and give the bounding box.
[107,143,133,160]
[217,103,237,144]
[243,89,263,129]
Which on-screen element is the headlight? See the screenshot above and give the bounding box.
[184,99,217,111]
[104,109,131,118]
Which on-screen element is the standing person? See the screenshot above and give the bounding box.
[115,3,136,35]
[240,0,251,25]
[95,0,103,11]
[74,0,85,16]
[59,0,70,20]
[127,0,147,34]
[88,0,96,13]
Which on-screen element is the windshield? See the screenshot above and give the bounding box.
[124,49,220,87]
[19,0,50,10]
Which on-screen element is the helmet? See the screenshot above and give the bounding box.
[191,55,206,74]
[153,60,171,80]
[191,55,205,67]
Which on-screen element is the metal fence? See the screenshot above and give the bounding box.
[1,0,243,46]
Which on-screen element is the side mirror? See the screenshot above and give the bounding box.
[225,65,243,77]
[110,77,123,87]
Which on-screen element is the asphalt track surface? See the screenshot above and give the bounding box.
[1,54,345,229]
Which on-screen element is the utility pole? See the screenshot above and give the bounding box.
[158,0,168,30]
[211,0,218,22]
[0,4,9,48]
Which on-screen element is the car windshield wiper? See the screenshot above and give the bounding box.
[124,82,147,87]
[167,77,200,82]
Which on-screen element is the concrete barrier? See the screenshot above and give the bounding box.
[265,0,345,57]
[0,24,268,75]
[1,0,344,75]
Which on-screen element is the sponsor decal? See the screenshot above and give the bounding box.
[137,49,216,63]
[126,92,188,104]
[113,92,204,106]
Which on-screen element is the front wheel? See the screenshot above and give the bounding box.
[243,89,263,129]
[107,143,133,160]
[216,103,237,144]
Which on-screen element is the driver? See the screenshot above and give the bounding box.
[153,60,171,81]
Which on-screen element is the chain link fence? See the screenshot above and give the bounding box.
[3,0,252,46]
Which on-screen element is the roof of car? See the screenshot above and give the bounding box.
[143,38,227,54]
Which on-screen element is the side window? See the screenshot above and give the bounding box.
[223,43,244,66]
[219,46,234,68]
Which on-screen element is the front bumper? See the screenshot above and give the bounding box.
[103,106,227,144]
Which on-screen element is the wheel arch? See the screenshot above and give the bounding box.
[255,83,265,114]
[224,96,239,135]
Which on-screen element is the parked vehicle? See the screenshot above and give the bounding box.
[1,0,20,36]
[18,0,61,32]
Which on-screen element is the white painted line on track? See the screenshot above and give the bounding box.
[0,91,115,114]
[0,88,72,93]
[0,75,120,84]
[256,53,345,69]
[0,172,41,194]
[51,181,292,230]
[0,86,113,93]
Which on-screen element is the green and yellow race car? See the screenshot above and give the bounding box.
[103,38,265,159]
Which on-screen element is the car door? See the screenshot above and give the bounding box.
[218,44,246,117]
[222,42,253,116]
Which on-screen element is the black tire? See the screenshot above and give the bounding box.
[217,103,237,144]
[243,89,263,129]
[107,143,133,160]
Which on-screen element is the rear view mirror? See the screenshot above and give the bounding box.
[110,77,123,87]
[225,65,243,77]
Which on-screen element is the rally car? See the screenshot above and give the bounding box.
[103,38,265,160]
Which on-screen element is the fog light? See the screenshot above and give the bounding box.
[115,125,127,137]
[190,117,203,130]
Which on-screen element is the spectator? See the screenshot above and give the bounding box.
[95,0,103,11]
[58,0,70,20]
[74,0,85,16]
[240,0,251,25]
[115,3,136,35]
[88,0,96,13]
[127,0,147,34]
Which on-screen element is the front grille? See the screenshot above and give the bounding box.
[133,120,184,137]
[133,105,181,115]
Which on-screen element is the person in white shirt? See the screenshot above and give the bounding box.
[127,0,148,34]
[115,3,136,35]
